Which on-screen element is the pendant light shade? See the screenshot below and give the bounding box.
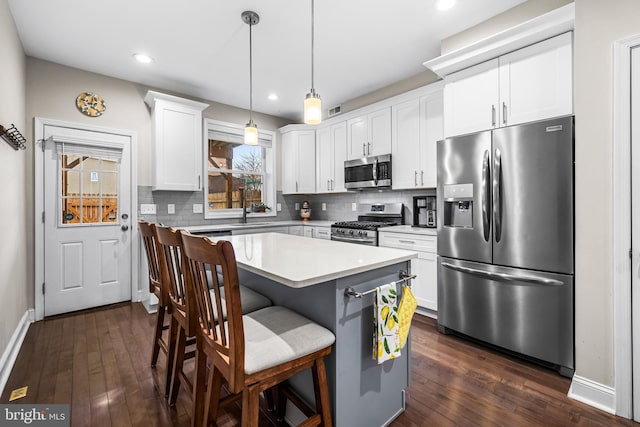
[304,0,322,124]
[242,11,259,145]
[245,120,258,145]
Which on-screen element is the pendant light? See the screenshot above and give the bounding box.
[242,11,259,145]
[304,0,322,124]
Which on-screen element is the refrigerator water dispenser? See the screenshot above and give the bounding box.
[443,183,473,228]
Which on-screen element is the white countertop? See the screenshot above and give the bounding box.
[379,225,437,236]
[184,220,335,234]
[209,232,417,288]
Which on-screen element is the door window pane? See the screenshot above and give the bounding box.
[60,155,119,225]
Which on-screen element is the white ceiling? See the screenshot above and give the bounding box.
[8,0,527,123]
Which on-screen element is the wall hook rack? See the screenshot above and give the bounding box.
[1,124,27,150]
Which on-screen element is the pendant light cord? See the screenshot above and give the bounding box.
[249,19,253,123]
[311,0,315,92]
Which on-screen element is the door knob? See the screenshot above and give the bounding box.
[121,225,129,231]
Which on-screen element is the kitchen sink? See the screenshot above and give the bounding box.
[233,222,274,226]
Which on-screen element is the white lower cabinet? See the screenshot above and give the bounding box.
[378,230,437,312]
[288,225,304,236]
[313,226,331,240]
[304,226,314,238]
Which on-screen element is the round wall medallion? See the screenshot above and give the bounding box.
[76,92,106,117]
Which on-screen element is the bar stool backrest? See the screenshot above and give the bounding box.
[155,225,197,336]
[179,231,245,391]
[138,221,165,305]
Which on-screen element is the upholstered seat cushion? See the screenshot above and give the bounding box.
[211,286,271,320]
[241,306,336,375]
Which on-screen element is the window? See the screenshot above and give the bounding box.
[54,138,123,226]
[203,119,276,219]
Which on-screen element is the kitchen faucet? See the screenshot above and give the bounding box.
[242,180,249,224]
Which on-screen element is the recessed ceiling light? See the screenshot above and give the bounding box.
[268,93,279,101]
[436,0,456,11]
[133,53,154,64]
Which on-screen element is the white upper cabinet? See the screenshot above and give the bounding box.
[144,91,209,191]
[443,32,573,137]
[347,107,392,159]
[444,60,499,137]
[499,32,573,127]
[392,88,443,189]
[281,128,316,194]
[316,121,347,193]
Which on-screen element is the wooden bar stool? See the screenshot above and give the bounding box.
[155,225,199,404]
[156,226,273,407]
[138,221,170,374]
[180,231,335,427]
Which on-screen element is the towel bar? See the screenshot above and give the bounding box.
[344,271,416,298]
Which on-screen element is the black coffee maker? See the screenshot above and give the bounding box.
[413,195,437,228]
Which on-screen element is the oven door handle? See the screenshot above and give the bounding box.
[330,234,376,245]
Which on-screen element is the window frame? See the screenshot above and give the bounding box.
[203,119,277,220]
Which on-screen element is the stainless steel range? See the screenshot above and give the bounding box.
[331,203,403,246]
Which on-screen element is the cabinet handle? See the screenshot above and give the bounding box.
[491,105,496,127]
[414,170,418,186]
[399,240,416,244]
[367,142,371,155]
[362,143,366,156]
[421,170,424,186]
[331,179,334,191]
[198,175,201,190]
[296,181,298,192]
[502,102,507,125]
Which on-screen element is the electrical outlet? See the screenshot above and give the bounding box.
[193,204,203,213]
[140,204,156,214]
[295,202,300,210]
[276,203,282,212]
[352,203,357,211]
[167,204,175,214]
[322,203,327,211]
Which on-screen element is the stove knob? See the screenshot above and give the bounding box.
[349,230,354,235]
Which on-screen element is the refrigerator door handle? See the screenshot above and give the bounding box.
[493,148,502,242]
[482,149,491,241]
[441,262,564,286]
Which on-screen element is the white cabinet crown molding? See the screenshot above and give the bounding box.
[144,90,209,111]
[423,2,574,78]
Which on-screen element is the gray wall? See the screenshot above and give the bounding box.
[0,0,28,366]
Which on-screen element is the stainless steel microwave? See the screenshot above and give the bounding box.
[344,154,392,190]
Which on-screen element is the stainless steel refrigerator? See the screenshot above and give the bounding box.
[437,116,574,377]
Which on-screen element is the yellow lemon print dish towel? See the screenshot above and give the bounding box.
[373,283,401,364]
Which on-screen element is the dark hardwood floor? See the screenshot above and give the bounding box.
[1,302,636,427]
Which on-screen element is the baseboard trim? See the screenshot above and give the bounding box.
[0,309,34,396]
[567,374,616,415]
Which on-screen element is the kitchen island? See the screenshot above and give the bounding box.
[209,232,417,427]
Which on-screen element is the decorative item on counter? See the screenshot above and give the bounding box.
[0,124,27,150]
[76,92,106,117]
[251,203,270,213]
[300,200,311,221]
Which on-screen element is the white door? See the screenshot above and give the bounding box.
[632,45,640,423]
[42,124,132,316]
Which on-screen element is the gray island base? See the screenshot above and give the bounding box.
[210,233,416,426]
